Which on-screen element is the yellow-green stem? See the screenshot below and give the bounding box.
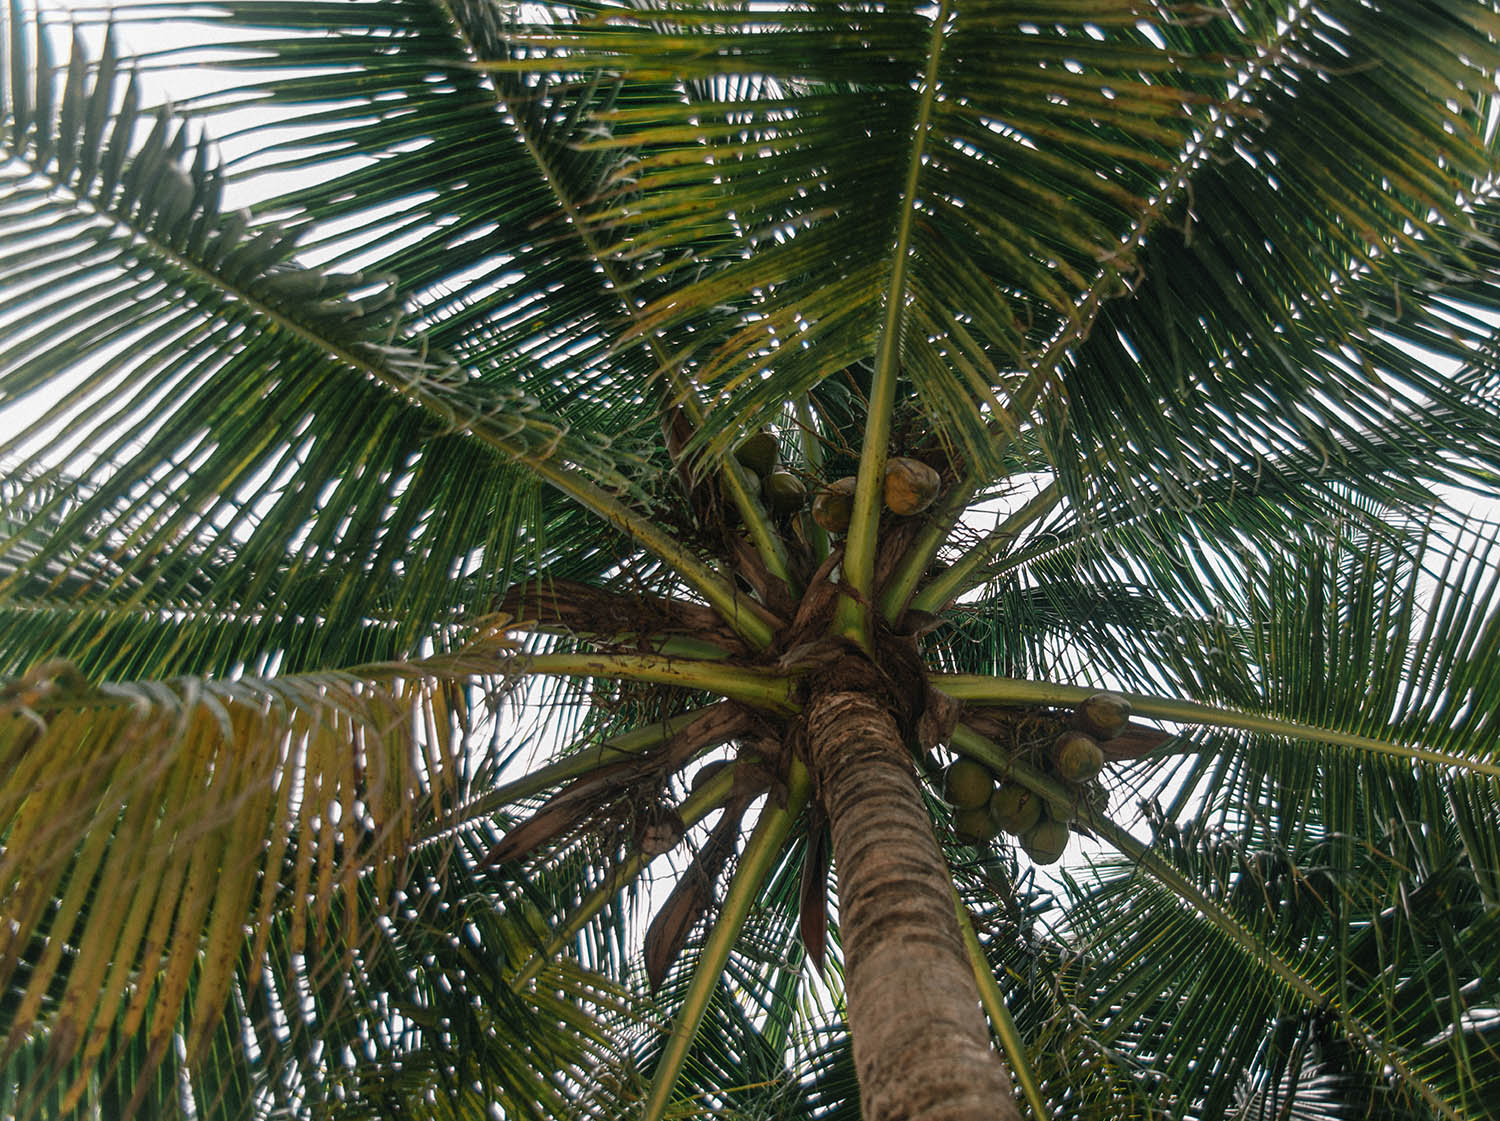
[641,759,812,1121]
[953,894,1050,1121]
[878,477,980,620]
[514,652,796,713]
[911,481,1061,613]
[721,455,797,597]
[525,460,776,649]
[834,0,953,647]
[938,676,1500,778]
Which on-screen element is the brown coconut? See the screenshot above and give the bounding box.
[883,457,941,516]
[1076,691,1131,741]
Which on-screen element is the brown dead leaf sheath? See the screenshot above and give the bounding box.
[644,798,748,991]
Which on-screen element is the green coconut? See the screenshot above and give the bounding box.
[1076,691,1131,741]
[953,805,998,843]
[763,469,807,514]
[1053,731,1104,783]
[883,457,941,516]
[733,429,780,477]
[989,782,1043,835]
[1020,817,1071,865]
[943,758,994,808]
[811,476,858,533]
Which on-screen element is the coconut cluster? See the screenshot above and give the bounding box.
[943,692,1131,864]
[731,430,808,515]
[810,457,943,531]
[731,430,943,531]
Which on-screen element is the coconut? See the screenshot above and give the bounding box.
[1076,691,1131,741]
[1053,731,1104,783]
[883,457,941,516]
[943,758,994,808]
[763,469,806,514]
[734,430,780,477]
[953,805,998,843]
[989,781,1042,835]
[811,476,858,534]
[1021,817,1071,865]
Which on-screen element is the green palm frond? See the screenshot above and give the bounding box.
[0,2,734,674]
[1066,813,1500,1120]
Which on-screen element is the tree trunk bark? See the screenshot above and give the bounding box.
[806,682,1020,1121]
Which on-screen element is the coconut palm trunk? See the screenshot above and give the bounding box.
[807,669,1019,1121]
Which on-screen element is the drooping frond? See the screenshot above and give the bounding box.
[1065,813,1500,1120]
[0,655,484,1114]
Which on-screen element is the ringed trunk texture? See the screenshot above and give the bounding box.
[807,684,1019,1121]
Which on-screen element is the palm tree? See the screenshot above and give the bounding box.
[3,0,1500,1117]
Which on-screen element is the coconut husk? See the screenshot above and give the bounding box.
[1075,692,1131,741]
[479,704,749,868]
[798,811,831,973]
[811,476,857,533]
[883,457,941,515]
[726,532,798,620]
[1099,722,1174,762]
[644,797,749,991]
[917,685,962,752]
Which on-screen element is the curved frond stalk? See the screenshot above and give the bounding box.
[0,7,773,652]
[507,760,742,991]
[835,0,953,648]
[952,723,1490,1121]
[504,652,796,713]
[938,677,1500,778]
[516,470,777,650]
[641,759,811,1121]
[954,893,1049,1121]
[909,480,1062,615]
[878,475,981,621]
[875,346,1056,623]
[427,0,793,596]
[1088,816,1467,1121]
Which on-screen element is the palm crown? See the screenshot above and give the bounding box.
[2,1,1500,1118]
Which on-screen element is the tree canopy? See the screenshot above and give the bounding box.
[2,1,1500,1118]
